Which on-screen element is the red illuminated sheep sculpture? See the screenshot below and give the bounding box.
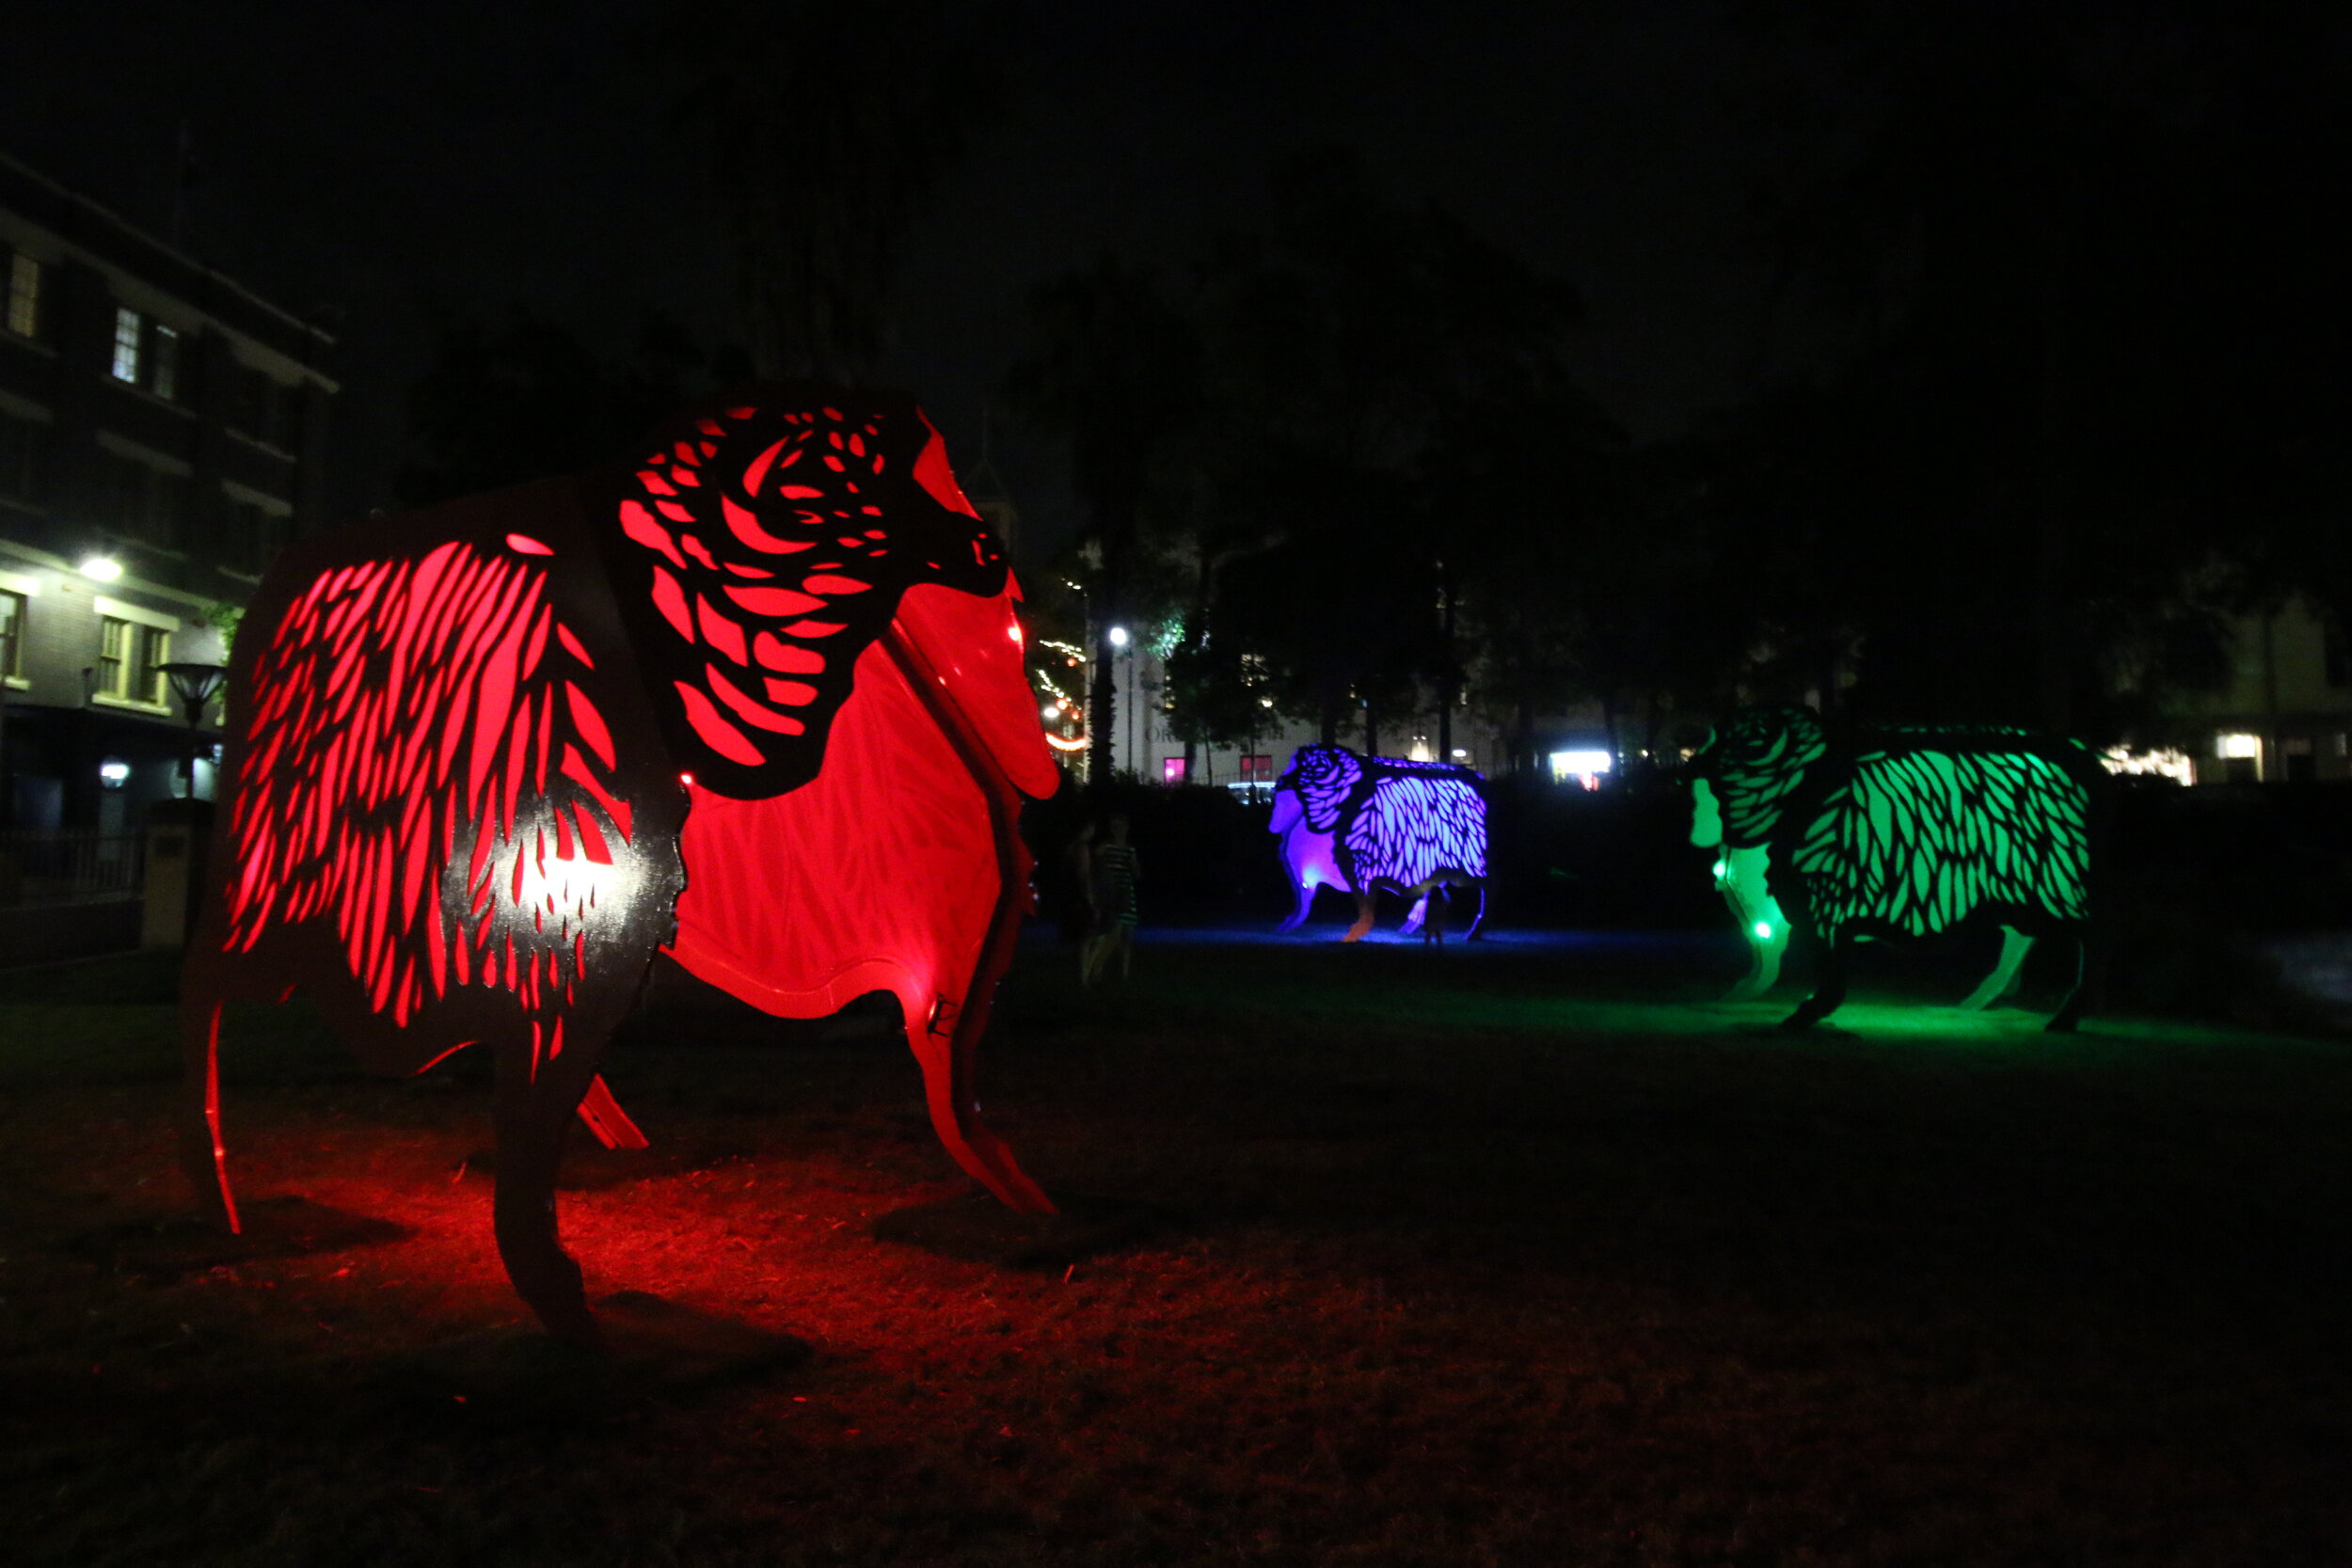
[180,388,1061,1342]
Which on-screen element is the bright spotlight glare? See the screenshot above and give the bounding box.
[1106,626,1130,648]
[80,556,123,583]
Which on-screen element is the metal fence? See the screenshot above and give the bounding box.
[0,829,146,908]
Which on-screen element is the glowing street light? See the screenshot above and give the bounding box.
[1106,625,1130,649]
[79,556,123,583]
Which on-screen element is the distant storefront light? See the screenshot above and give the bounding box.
[2216,733,2262,760]
[1548,749,1613,790]
[98,759,131,788]
[2100,746,2195,786]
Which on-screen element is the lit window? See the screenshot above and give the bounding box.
[2215,733,2261,759]
[98,616,171,705]
[1240,754,1274,782]
[111,308,143,384]
[137,624,170,704]
[151,325,181,401]
[1162,757,1187,784]
[0,589,24,678]
[97,615,126,695]
[5,253,39,339]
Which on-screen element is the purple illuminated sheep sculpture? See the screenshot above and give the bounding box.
[1271,745,1488,941]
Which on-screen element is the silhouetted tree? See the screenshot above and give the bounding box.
[1201,149,1606,757]
[398,306,732,508]
[1005,256,1203,784]
[1717,0,2351,736]
[661,0,993,378]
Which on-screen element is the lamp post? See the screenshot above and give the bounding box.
[156,661,226,945]
[1105,626,1134,780]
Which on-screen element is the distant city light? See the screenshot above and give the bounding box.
[1106,626,1130,649]
[1041,704,1060,721]
[2214,733,2261,760]
[98,759,131,787]
[79,556,123,583]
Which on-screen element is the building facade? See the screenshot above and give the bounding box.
[2156,596,2352,784]
[0,152,335,835]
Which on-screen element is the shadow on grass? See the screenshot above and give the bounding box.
[368,1291,812,1430]
[871,1193,1178,1270]
[58,1196,412,1282]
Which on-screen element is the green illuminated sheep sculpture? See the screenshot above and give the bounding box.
[1686,706,2103,1031]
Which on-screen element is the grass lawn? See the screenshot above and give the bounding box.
[4,926,2350,1566]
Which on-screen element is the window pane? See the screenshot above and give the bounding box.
[139,626,171,704]
[153,471,188,546]
[151,325,181,401]
[0,590,22,677]
[272,383,300,449]
[5,253,39,339]
[231,367,264,436]
[0,412,40,502]
[111,308,142,383]
[99,617,127,695]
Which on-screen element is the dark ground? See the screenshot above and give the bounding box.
[4,921,2350,1565]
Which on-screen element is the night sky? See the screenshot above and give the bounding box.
[0,2,1791,555]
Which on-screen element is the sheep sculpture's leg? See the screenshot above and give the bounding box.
[1958,926,2034,1012]
[1780,935,1849,1031]
[1343,891,1376,942]
[178,894,250,1235]
[1401,889,1429,935]
[1724,919,1787,1003]
[490,1025,616,1346]
[180,991,239,1234]
[2044,929,2100,1034]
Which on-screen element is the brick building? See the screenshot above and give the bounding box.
[0,151,334,837]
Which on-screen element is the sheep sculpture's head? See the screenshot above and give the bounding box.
[1685,706,1829,850]
[1272,745,1366,838]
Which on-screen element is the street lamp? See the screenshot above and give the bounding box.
[156,661,227,947]
[158,662,228,793]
